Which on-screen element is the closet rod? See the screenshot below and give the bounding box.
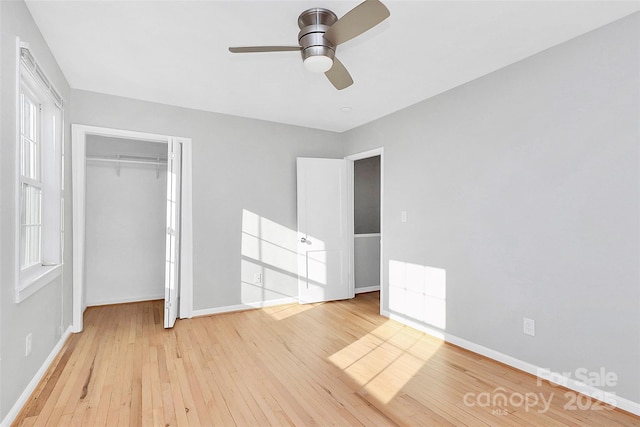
[86,155,167,166]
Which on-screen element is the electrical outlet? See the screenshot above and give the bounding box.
[26,333,32,356]
[523,318,535,336]
[254,273,263,284]
[401,211,408,223]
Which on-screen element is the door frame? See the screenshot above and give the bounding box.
[71,124,193,332]
[346,147,384,313]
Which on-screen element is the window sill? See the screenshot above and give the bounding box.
[16,263,62,303]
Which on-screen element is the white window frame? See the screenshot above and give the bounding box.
[19,77,43,271]
[15,39,64,302]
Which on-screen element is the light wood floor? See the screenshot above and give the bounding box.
[14,292,639,426]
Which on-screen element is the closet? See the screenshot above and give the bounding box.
[353,155,381,292]
[85,135,167,306]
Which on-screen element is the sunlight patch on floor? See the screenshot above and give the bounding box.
[329,320,443,404]
[261,302,315,320]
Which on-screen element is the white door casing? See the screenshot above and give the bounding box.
[297,158,353,304]
[71,125,193,332]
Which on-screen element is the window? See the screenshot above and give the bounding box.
[16,43,64,302]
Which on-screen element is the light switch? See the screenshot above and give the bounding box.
[401,211,407,223]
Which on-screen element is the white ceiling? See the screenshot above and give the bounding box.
[25,1,639,133]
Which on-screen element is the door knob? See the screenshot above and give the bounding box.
[300,237,312,245]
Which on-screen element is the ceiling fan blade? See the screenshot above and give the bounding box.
[323,0,390,46]
[325,57,353,90]
[229,46,301,53]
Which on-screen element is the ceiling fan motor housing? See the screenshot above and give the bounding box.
[298,8,337,63]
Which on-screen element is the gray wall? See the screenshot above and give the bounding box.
[344,13,640,403]
[0,3,4,418]
[0,1,72,421]
[70,89,344,311]
[85,137,167,306]
[354,236,380,290]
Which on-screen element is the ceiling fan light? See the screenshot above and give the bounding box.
[304,55,333,73]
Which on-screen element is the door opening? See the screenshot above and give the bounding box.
[347,148,384,310]
[353,155,381,293]
[84,136,167,308]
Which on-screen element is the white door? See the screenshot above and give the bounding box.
[297,158,352,304]
[164,138,181,328]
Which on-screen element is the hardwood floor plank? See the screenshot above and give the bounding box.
[12,293,640,426]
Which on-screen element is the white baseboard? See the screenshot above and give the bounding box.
[191,297,298,318]
[1,326,73,427]
[381,310,640,417]
[355,285,380,294]
[87,293,164,307]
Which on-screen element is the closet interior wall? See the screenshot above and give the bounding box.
[85,135,168,306]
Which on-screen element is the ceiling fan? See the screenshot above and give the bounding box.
[228,0,390,90]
